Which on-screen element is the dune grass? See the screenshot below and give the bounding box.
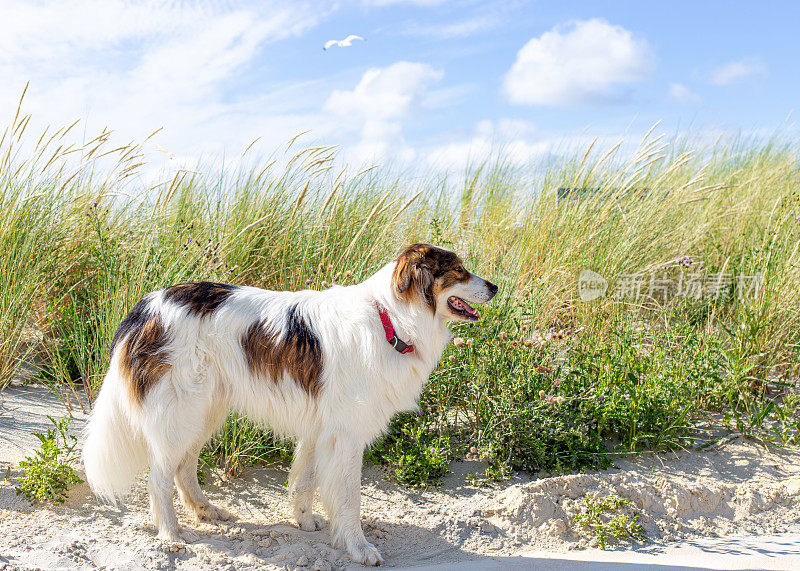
[1,101,798,484]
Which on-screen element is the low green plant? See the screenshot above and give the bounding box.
[199,414,292,480]
[16,416,83,505]
[573,493,646,550]
[466,462,513,487]
[399,296,742,483]
[368,413,451,487]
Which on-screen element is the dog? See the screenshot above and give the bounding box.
[82,243,497,565]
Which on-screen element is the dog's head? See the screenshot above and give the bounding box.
[392,243,497,321]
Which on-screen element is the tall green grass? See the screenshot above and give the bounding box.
[1,100,798,481]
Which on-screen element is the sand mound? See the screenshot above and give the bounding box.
[493,438,800,548]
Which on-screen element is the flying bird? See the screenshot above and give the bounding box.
[323,35,364,50]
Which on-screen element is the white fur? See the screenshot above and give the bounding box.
[82,258,494,565]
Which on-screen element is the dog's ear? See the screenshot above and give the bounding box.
[392,244,436,310]
[412,263,435,308]
[393,250,414,294]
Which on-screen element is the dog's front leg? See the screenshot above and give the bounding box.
[316,433,383,566]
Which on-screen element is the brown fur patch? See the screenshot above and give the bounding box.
[163,281,238,317]
[241,305,323,396]
[392,243,469,312]
[110,297,151,357]
[117,315,172,404]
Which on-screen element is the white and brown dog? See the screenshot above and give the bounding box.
[83,243,497,565]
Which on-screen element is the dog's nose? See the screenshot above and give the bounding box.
[486,280,498,297]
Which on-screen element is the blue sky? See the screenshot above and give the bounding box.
[1,0,797,173]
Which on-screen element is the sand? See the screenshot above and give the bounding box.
[2,384,800,570]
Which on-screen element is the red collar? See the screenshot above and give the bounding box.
[376,302,414,354]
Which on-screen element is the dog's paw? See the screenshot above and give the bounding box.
[348,539,384,566]
[157,527,199,544]
[296,511,326,532]
[195,503,232,522]
[293,502,325,531]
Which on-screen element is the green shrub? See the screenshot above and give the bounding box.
[368,414,451,487]
[16,416,83,505]
[375,293,786,483]
[573,493,646,550]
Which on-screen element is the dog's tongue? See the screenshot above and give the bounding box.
[452,297,479,317]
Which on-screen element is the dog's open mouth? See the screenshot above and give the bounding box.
[447,296,480,320]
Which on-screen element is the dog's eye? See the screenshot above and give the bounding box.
[455,266,465,273]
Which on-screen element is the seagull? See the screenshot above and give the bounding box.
[323,35,364,50]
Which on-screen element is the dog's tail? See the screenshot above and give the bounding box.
[82,368,148,503]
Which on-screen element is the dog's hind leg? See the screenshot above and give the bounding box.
[174,445,232,523]
[289,438,322,531]
[174,403,231,523]
[149,459,198,543]
[315,433,383,566]
[143,385,215,543]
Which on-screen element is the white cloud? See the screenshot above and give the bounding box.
[0,1,323,162]
[503,19,654,106]
[0,1,187,62]
[324,61,443,163]
[403,15,500,39]
[669,83,701,104]
[427,119,551,172]
[709,58,768,85]
[420,83,475,110]
[325,62,443,121]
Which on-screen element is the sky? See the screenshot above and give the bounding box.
[1,0,798,174]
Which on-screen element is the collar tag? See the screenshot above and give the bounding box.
[376,302,415,354]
